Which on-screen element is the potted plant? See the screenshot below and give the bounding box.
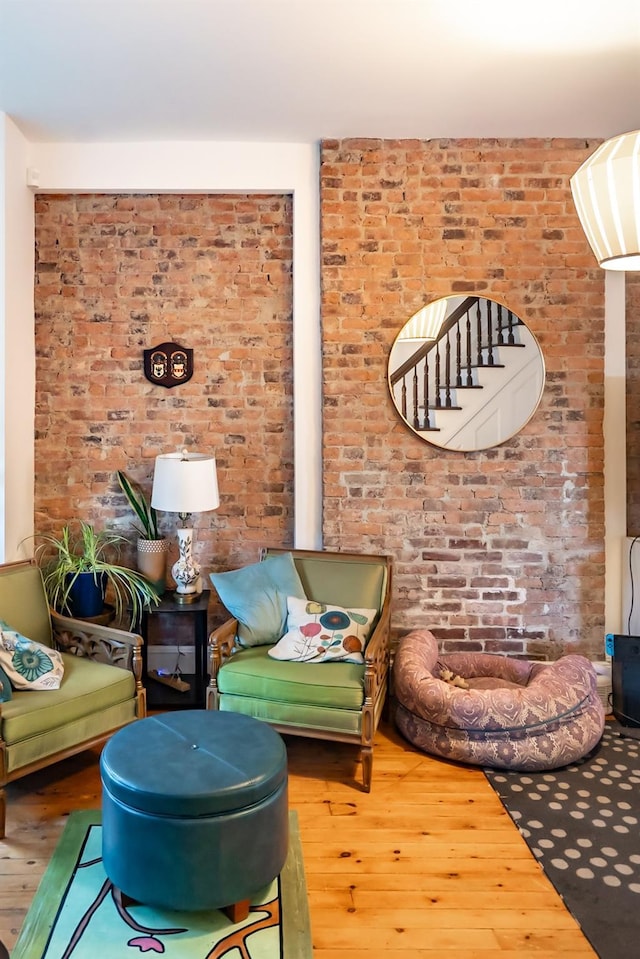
[117,470,168,595]
[32,521,160,627]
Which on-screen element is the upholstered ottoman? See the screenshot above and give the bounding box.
[100,710,288,916]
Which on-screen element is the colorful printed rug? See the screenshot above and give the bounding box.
[12,810,311,959]
[485,723,640,959]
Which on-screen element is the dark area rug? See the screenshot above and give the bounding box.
[485,724,640,959]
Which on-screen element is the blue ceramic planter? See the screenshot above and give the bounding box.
[66,572,106,618]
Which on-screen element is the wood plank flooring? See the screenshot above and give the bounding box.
[0,719,597,957]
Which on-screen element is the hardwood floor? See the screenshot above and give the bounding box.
[0,719,597,957]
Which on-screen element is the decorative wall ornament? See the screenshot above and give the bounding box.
[144,342,193,388]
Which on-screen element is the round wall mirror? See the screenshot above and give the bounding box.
[388,295,545,452]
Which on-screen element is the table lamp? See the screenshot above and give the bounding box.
[151,449,219,603]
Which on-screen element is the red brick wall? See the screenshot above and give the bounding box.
[33,193,294,619]
[32,141,610,660]
[627,273,640,534]
[320,138,605,659]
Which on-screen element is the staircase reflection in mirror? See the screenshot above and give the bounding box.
[388,295,545,452]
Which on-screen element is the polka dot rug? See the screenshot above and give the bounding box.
[484,723,640,959]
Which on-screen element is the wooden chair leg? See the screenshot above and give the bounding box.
[0,787,5,840]
[224,899,250,923]
[361,745,373,792]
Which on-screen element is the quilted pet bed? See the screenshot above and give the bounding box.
[393,630,604,770]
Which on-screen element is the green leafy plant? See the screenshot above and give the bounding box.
[32,522,160,627]
[116,471,162,540]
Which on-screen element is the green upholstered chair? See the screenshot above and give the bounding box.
[0,560,146,836]
[207,547,393,792]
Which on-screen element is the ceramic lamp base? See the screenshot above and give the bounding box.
[171,527,203,602]
[172,590,200,604]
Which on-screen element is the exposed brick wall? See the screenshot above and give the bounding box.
[320,138,605,659]
[32,143,611,660]
[627,273,640,534]
[33,193,294,624]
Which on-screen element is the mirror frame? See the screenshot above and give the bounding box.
[388,295,545,452]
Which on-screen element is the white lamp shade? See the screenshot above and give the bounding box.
[399,299,448,341]
[570,130,640,271]
[151,450,220,514]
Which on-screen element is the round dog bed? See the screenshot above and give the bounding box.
[393,630,604,770]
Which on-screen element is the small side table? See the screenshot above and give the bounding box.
[138,590,210,709]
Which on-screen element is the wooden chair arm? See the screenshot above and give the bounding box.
[50,611,147,719]
[51,611,143,672]
[206,617,238,709]
[208,617,239,674]
[364,595,392,704]
[365,614,389,662]
[365,595,391,664]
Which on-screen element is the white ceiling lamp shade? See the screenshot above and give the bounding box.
[570,130,640,271]
[399,299,448,341]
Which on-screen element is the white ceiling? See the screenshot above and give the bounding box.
[0,0,639,144]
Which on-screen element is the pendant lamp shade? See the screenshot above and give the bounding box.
[570,130,640,271]
[399,299,448,341]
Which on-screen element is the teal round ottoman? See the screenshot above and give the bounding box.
[100,710,288,915]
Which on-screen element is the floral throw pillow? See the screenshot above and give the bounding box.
[0,665,12,702]
[0,621,64,691]
[268,597,377,664]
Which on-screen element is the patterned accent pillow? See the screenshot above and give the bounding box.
[0,665,12,702]
[0,621,64,691]
[268,597,377,664]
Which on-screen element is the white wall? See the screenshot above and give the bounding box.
[3,131,323,553]
[0,116,35,561]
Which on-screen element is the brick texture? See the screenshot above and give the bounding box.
[34,193,294,626]
[627,273,640,534]
[32,140,612,659]
[320,138,605,658]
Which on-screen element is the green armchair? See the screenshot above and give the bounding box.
[0,560,145,836]
[207,547,393,791]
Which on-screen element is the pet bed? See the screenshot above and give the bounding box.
[393,629,604,770]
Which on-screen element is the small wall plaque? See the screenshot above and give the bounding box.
[144,342,193,388]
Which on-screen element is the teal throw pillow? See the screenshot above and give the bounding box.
[0,665,12,702]
[210,552,307,647]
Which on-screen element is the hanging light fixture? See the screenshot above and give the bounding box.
[398,299,448,341]
[570,130,640,271]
